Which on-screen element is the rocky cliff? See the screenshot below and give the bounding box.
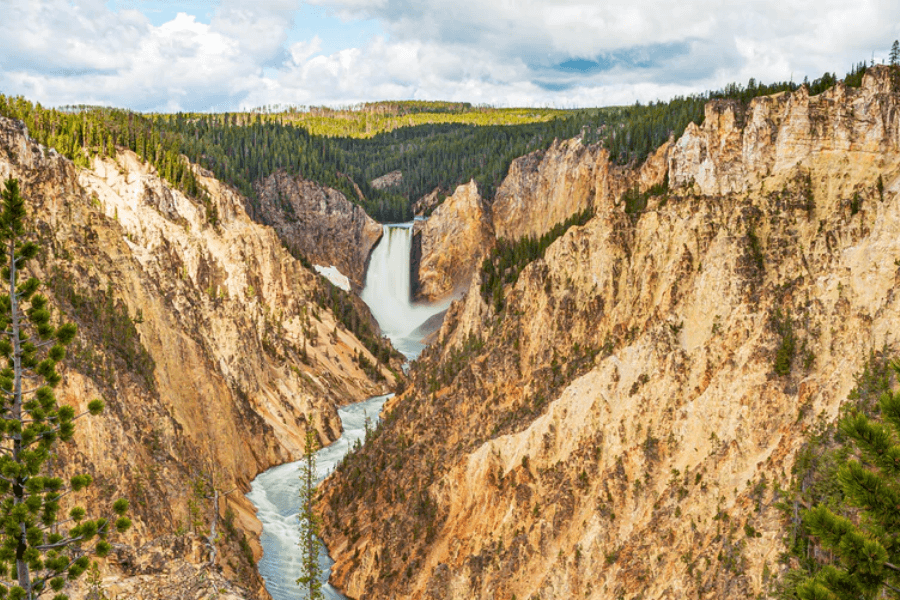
[0,117,395,599]
[412,136,670,302]
[371,170,403,190]
[320,66,900,600]
[253,171,383,290]
[412,180,493,302]
[412,188,445,217]
[492,137,604,240]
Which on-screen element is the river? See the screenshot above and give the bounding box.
[247,223,446,600]
[246,394,391,600]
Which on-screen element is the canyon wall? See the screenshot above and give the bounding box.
[412,180,493,302]
[491,137,605,240]
[0,117,394,599]
[321,66,900,600]
[413,136,671,302]
[253,171,383,290]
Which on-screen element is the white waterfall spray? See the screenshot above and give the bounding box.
[248,222,448,600]
[360,223,450,360]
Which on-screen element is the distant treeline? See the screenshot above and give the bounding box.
[0,61,872,223]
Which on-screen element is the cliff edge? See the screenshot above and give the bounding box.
[321,66,900,600]
[0,116,395,599]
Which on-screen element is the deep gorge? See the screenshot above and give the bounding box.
[0,65,898,600]
[249,221,449,600]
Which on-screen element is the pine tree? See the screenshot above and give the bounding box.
[0,178,131,600]
[796,370,900,599]
[891,40,900,67]
[296,428,323,600]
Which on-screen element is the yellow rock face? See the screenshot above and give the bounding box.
[413,135,672,301]
[0,116,394,599]
[320,66,900,600]
[413,180,494,302]
[492,137,605,241]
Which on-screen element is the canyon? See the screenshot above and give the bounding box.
[0,116,395,599]
[0,65,897,600]
[319,66,900,600]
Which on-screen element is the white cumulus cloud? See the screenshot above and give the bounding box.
[1,0,899,110]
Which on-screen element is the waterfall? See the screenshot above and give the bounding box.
[249,223,448,600]
[360,223,450,360]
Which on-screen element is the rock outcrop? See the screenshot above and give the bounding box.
[491,137,604,240]
[0,117,395,599]
[412,188,445,217]
[412,135,671,302]
[371,169,403,190]
[412,181,493,302]
[669,74,900,195]
[253,171,383,290]
[321,66,900,600]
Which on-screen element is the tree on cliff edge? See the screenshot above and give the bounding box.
[796,366,900,600]
[297,427,323,600]
[0,178,130,600]
[890,40,900,67]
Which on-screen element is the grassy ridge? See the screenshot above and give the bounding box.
[263,101,571,138]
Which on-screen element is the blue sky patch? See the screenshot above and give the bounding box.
[552,41,691,75]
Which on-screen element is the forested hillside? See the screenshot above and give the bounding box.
[248,100,569,138]
[0,64,868,223]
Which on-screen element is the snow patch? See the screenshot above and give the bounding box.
[314,265,351,292]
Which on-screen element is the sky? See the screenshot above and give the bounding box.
[0,0,898,112]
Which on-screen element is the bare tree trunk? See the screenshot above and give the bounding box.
[9,237,30,599]
[208,489,219,566]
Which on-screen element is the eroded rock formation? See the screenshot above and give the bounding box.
[321,66,900,600]
[412,188,445,217]
[412,181,493,302]
[412,136,671,302]
[371,170,403,190]
[492,137,604,240]
[253,171,383,290]
[0,117,395,599]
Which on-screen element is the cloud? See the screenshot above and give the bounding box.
[289,37,324,64]
[0,0,305,111]
[1,0,899,111]
[0,0,149,75]
[305,0,900,90]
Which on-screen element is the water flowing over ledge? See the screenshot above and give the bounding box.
[249,221,449,599]
[360,223,450,360]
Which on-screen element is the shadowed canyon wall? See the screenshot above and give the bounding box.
[0,117,395,599]
[253,171,383,291]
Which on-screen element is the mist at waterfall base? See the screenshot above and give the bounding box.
[361,224,452,360]
[246,395,390,600]
[248,223,449,600]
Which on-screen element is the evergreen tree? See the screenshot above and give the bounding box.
[297,428,323,600]
[796,370,900,600]
[0,178,130,600]
[891,40,900,67]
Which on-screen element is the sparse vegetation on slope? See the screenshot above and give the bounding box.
[0,178,131,600]
[319,64,900,600]
[480,207,594,313]
[775,351,900,600]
